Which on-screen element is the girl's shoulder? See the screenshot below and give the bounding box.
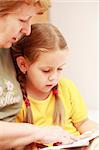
[58,77,76,89]
[58,77,80,95]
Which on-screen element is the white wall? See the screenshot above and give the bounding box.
[49,1,99,114]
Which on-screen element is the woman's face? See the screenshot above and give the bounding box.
[0,3,35,48]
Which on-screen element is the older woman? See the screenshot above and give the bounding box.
[0,1,77,150]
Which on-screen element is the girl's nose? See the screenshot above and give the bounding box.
[48,72,57,81]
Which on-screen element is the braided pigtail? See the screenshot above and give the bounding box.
[10,47,33,124]
[52,85,65,126]
[18,73,33,124]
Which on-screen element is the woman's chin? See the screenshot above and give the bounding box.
[3,42,13,48]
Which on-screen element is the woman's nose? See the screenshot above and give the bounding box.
[21,18,32,35]
[21,24,31,36]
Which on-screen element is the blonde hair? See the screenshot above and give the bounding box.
[11,23,68,126]
[0,0,50,16]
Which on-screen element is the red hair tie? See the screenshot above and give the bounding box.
[81,147,87,150]
[53,89,58,95]
[24,98,30,107]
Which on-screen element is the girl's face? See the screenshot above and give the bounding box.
[25,49,67,99]
[0,3,35,48]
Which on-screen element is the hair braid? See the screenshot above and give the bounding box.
[10,47,33,124]
[52,85,65,126]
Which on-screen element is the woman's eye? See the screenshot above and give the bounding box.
[19,19,27,23]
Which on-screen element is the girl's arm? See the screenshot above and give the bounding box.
[74,118,99,134]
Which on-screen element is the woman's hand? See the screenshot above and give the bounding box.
[36,126,79,145]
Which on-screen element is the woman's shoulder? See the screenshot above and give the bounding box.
[0,48,23,121]
[0,48,9,56]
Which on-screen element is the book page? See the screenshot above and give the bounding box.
[41,139,89,150]
[41,129,99,150]
[79,129,99,141]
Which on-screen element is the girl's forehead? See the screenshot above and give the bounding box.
[37,50,67,65]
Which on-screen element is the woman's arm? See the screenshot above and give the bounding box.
[0,121,79,150]
[0,121,39,149]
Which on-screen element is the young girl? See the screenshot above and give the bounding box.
[11,23,99,150]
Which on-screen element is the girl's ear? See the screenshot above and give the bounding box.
[16,56,28,74]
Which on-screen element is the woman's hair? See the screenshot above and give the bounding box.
[0,0,50,16]
[11,23,68,125]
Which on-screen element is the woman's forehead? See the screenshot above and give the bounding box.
[13,3,35,17]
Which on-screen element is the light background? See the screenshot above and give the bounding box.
[49,0,99,122]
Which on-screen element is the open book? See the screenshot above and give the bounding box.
[41,129,99,150]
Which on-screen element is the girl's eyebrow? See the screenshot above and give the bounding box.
[59,63,66,67]
[40,63,66,68]
[40,66,50,68]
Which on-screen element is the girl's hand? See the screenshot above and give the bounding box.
[36,126,79,145]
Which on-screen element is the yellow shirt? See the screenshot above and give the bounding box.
[16,77,88,135]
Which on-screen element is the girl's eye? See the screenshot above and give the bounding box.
[42,70,50,73]
[58,68,63,71]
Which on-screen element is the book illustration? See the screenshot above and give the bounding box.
[41,129,99,150]
[40,139,89,150]
[79,129,99,141]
